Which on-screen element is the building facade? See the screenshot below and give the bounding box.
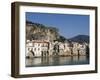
[26,40,49,57]
[26,40,89,58]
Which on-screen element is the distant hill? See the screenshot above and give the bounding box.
[69,35,89,43]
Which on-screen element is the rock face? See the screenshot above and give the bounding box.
[26,21,89,57]
[26,21,59,42]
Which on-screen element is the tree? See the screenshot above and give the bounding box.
[58,35,67,42]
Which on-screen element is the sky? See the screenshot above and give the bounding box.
[26,12,89,39]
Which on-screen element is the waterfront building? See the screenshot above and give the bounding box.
[26,40,49,57]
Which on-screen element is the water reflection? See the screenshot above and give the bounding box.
[26,56,89,67]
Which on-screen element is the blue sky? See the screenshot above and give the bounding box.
[26,12,89,38]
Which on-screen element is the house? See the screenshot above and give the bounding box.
[49,41,72,56]
[72,42,88,56]
[78,43,88,55]
[72,42,80,55]
[26,39,89,58]
[26,40,49,57]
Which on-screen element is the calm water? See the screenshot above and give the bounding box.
[26,56,89,67]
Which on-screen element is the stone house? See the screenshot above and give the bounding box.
[26,40,49,57]
[72,42,88,56]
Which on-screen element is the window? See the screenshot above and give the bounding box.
[38,48,40,51]
[34,48,36,51]
[38,43,40,46]
[32,43,34,47]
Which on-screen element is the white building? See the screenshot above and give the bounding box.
[79,43,87,55]
[26,40,49,57]
[72,42,88,56]
[26,39,89,58]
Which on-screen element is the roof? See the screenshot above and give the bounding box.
[26,40,49,44]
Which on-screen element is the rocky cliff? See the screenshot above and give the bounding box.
[26,21,59,41]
